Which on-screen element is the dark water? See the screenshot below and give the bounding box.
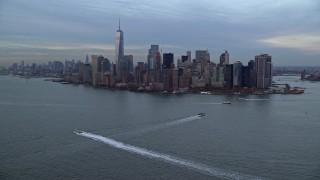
[1,76,319,180]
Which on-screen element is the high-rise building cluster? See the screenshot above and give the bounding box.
[8,21,273,92]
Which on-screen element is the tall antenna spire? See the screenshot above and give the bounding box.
[118,18,121,30]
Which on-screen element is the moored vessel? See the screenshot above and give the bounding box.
[289,89,304,94]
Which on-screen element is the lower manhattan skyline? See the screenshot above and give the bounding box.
[2,1,320,179]
[0,0,320,66]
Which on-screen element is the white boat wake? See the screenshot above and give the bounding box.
[77,132,265,180]
[197,102,225,105]
[162,115,201,127]
[245,99,269,101]
[113,115,201,138]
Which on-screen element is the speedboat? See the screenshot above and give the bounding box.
[74,129,83,134]
[198,112,206,117]
[222,101,231,104]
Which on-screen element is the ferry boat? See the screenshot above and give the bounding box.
[198,112,206,117]
[289,89,304,94]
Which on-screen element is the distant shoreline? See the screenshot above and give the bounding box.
[47,77,303,95]
[3,74,305,95]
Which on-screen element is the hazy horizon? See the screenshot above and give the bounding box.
[0,0,319,66]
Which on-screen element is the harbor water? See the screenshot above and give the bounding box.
[0,75,319,180]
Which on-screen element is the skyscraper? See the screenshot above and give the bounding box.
[248,60,255,87]
[233,61,242,88]
[85,54,89,64]
[181,55,188,63]
[225,64,233,89]
[124,55,133,73]
[220,50,229,67]
[92,55,101,86]
[100,56,111,84]
[242,66,251,88]
[162,53,174,69]
[187,51,192,64]
[195,50,210,76]
[195,50,210,63]
[147,45,160,71]
[255,54,272,89]
[115,19,124,82]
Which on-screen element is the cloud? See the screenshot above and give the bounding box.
[1,0,320,65]
[259,33,320,54]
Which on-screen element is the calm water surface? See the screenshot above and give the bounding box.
[0,75,319,180]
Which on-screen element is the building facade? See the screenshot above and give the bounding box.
[92,55,101,86]
[147,45,160,71]
[219,50,229,67]
[255,54,272,89]
[163,53,174,69]
[225,64,233,89]
[233,61,243,88]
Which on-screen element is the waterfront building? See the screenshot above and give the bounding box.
[203,62,212,85]
[233,61,242,88]
[83,63,92,84]
[219,50,229,67]
[92,55,101,86]
[218,67,225,83]
[191,76,206,88]
[133,66,144,85]
[211,66,224,87]
[163,69,172,91]
[103,73,112,87]
[172,69,179,90]
[248,60,255,87]
[143,74,149,85]
[211,67,218,84]
[115,20,125,82]
[101,57,111,84]
[255,54,272,89]
[242,66,251,88]
[179,75,191,89]
[225,64,233,89]
[71,73,80,83]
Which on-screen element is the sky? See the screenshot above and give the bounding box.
[0,0,319,66]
